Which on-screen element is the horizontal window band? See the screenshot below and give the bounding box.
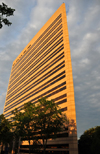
[6,57,65,102]
[20,150,69,154]
[56,98,67,105]
[8,40,64,97]
[6,59,65,103]
[4,82,66,113]
[6,70,66,105]
[4,93,67,117]
[9,34,63,85]
[5,85,67,114]
[20,143,69,149]
[53,94,67,101]
[60,107,67,112]
[11,29,63,82]
[6,49,64,100]
[9,35,63,89]
[7,81,66,106]
[11,23,63,79]
[5,74,66,111]
[8,33,63,90]
[6,64,65,107]
[22,132,68,140]
[12,14,62,71]
[7,44,64,96]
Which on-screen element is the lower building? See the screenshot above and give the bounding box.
[3,3,78,154]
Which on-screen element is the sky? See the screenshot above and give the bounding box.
[0,0,100,138]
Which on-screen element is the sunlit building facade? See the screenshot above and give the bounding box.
[3,3,78,154]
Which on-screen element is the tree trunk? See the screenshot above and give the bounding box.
[18,137,21,154]
[1,143,3,154]
[43,138,45,154]
[11,137,15,154]
[29,140,31,154]
[43,139,47,154]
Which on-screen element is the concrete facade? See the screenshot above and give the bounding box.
[4,3,78,154]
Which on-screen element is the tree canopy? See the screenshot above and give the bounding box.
[12,97,68,154]
[35,97,67,154]
[0,114,13,144]
[12,102,38,154]
[0,3,15,29]
[78,126,100,154]
[0,114,13,154]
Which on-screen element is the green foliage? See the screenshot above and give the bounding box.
[33,97,68,154]
[12,98,68,154]
[0,3,15,28]
[12,102,38,138]
[12,102,39,154]
[0,114,13,144]
[78,126,100,154]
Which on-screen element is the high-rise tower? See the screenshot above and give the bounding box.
[3,3,78,154]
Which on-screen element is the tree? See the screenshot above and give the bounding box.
[35,97,68,154]
[0,3,15,29]
[0,114,13,153]
[12,98,68,154]
[12,102,39,154]
[78,126,100,154]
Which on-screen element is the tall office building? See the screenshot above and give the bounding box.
[3,3,78,154]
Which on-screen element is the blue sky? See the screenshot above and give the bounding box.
[0,0,100,138]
